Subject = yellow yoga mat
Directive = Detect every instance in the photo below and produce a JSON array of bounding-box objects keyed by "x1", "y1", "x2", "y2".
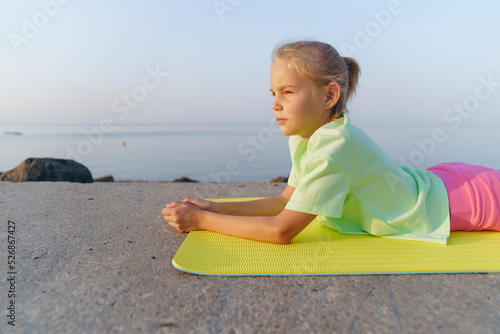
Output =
[{"x1": 172, "y1": 198, "x2": 500, "y2": 276}]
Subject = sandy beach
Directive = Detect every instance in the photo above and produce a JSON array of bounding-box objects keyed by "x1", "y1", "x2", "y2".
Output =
[{"x1": 1, "y1": 181, "x2": 499, "y2": 333}]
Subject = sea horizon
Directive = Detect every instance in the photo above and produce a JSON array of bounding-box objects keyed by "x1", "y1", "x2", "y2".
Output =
[{"x1": 2, "y1": 122, "x2": 499, "y2": 182}]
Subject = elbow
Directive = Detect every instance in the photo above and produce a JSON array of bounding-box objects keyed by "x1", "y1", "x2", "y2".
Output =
[
  {"x1": 279, "y1": 238, "x2": 292, "y2": 245},
  {"x1": 273, "y1": 226, "x2": 294, "y2": 245},
  {"x1": 273, "y1": 235, "x2": 292, "y2": 245},
  {"x1": 269, "y1": 215, "x2": 301, "y2": 245}
]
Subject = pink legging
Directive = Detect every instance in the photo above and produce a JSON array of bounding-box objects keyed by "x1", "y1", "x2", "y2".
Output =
[{"x1": 427, "y1": 162, "x2": 500, "y2": 231}]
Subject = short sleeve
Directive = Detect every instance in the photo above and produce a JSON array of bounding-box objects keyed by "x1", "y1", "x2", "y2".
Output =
[
  {"x1": 285, "y1": 155, "x2": 350, "y2": 218},
  {"x1": 287, "y1": 164, "x2": 299, "y2": 188}
]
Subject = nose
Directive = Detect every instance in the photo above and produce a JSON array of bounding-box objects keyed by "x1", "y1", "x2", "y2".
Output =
[{"x1": 272, "y1": 96, "x2": 282, "y2": 112}]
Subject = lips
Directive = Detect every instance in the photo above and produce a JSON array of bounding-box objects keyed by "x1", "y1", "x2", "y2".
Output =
[{"x1": 276, "y1": 118, "x2": 286, "y2": 124}]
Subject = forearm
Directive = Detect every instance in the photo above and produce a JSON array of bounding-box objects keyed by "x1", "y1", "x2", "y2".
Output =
[
  {"x1": 213, "y1": 195, "x2": 287, "y2": 217},
  {"x1": 198, "y1": 210, "x2": 287, "y2": 244}
]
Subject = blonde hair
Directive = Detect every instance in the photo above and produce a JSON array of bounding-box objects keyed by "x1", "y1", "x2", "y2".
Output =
[{"x1": 271, "y1": 40, "x2": 360, "y2": 120}]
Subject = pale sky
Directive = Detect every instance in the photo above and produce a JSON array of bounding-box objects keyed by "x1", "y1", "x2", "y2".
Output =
[{"x1": 1, "y1": 0, "x2": 500, "y2": 127}]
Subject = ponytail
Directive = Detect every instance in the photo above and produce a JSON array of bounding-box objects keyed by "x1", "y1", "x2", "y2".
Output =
[{"x1": 343, "y1": 57, "x2": 360, "y2": 103}]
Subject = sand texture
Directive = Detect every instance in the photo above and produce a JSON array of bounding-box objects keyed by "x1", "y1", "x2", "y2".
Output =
[{"x1": 1, "y1": 181, "x2": 499, "y2": 333}]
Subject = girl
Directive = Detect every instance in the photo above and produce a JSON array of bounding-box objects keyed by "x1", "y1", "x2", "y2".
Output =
[{"x1": 162, "y1": 40, "x2": 500, "y2": 245}]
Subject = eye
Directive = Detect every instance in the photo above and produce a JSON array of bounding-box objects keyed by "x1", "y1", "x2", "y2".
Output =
[{"x1": 284, "y1": 91, "x2": 293, "y2": 95}]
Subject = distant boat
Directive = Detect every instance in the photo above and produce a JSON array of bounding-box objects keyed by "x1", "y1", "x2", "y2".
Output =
[{"x1": 3, "y1": 131, "x2": 22, "y2": 135}]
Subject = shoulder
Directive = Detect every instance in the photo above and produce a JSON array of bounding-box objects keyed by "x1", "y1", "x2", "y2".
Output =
[
  {"x1": 307, "y1": 115, "x2": 351, "y2": 155},
  {"x1": 308, "y1": 114, "x2": 375, "y2": 155}
]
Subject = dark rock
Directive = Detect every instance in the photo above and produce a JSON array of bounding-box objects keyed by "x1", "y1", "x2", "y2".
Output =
[
  {"x1": 94, "y1": 175, "x2": 114, "y2": 182},
  {"x1": 269, "y1": 176, "x2": 288, "y2": 183},
  {"x1": 173, "y1": 177, "x2": 199, "y2": 183},
  {"x1": 0, "y1": 158, "x2": 93, "y2": 183}
]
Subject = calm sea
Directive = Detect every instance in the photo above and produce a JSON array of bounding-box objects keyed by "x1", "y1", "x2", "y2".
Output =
[{"x1": 1, "y1": 123, "x2": 499, "y2": 182}]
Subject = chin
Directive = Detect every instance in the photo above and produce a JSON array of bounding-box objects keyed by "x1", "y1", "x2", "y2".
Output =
[
  {"x1": 283, "y1": 128, "x2": 300, "y2": 137},
  {"x1": 278, "y1": 124, "x2": 298, "y2": 136},
  {"x1": 279, "y1": 128, "x2": 292, "y2": 136}
]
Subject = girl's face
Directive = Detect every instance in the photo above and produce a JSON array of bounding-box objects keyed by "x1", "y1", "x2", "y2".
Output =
[{"x1": 270, "y1": 58, "x2": 331, "y2": 142}]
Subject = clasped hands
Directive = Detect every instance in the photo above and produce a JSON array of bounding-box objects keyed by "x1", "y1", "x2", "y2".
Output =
[{"x1": 161, "y1": 197, "x2": 213, "y2": 233}]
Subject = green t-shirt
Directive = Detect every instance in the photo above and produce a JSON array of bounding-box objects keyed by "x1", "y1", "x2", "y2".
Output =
[{"x1": 285, "y1": 114, "x2": 450, "y2": 245}]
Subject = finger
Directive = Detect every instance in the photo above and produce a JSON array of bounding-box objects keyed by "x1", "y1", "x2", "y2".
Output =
[
  {"x1": 166, "y1": 201, "x2": 181, "y2": 208},
  {"x1": 165, "y1": 217, "x2": 180, "y2": 231},
  {"x1": 173, "y1": 201, "x2": 192, "y2": 208},
  {"x1": 173, "y1": 202, "x2": 195, "y2": 209},
  {"x1": 182, "y1": 198, "x2": 204, "y2": 208},
  {"x1": 162, "y1": 209, "x2": 177, "y2": 220},
  {"x1": 162, "y1": 208, "x2": 175, "y2": 216},
  {"x1": 167, "y1": 221, "x2": 180, "y2": 231}
]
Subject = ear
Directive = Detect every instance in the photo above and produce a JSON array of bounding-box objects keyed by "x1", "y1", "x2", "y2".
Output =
[{"x1": 324, "y1": 82, "x2": 341, "y2": 110}]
